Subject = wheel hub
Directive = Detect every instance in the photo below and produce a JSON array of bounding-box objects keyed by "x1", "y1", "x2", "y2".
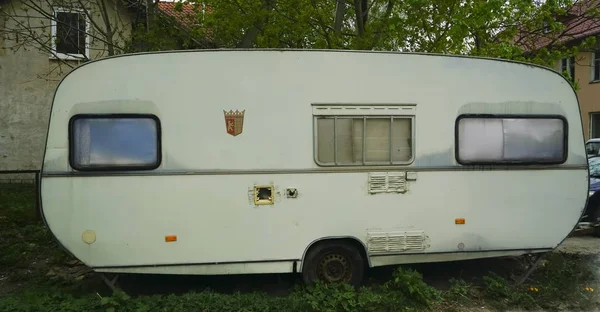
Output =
[{"x1": 317, "y1": 253, "x2": 351, "y2": 283}]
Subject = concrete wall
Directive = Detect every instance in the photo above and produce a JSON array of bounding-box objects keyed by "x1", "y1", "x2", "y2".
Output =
[{"x1": 0, "y1": 0, "x2": 135, "y2": 180}]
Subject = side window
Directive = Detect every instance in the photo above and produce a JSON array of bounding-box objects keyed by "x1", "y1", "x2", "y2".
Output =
[
  {"x1": 315, "y1": 116, "x2": 413, "y2": 165},
  {"x1": 70, "y1": 115, "x2": 161, "y2": 171},
  {"x1": 455, "y1": 115, "x2": 567, "y2": 164}
]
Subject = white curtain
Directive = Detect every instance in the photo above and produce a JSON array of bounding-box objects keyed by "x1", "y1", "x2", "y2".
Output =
[{"x1": 458, "y1": 117, "x2": 564, "y2": 163}]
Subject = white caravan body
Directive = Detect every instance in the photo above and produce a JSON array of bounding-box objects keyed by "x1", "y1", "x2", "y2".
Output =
[{"x1": 40, "y1": 50, "x2": 589, "y2": 279}]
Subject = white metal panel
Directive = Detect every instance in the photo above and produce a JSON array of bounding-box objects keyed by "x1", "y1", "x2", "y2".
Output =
[
  {"x1": 42, "y1": 50, "x2": 586, "y2": 173},
  {"x1": 40, "y1": 50, "x2": 588, "y2": 274},
  {"x1": 94, "y1": 261, "x2": 295, "y2": 275},
  {"x1": 312, "y1": 104, "x2": 417, "y2": 116},
  {"x1": 42, "y1": 169, "x2": 587, "y2": 269}
]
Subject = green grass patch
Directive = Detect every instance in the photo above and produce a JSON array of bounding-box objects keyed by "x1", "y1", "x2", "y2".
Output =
[
  {"x1": 0, "y1": 273, "x2": 442, "y2": 312},
  {"x1": 0, "y1": 184, "x2": 69, "y2": 269}
]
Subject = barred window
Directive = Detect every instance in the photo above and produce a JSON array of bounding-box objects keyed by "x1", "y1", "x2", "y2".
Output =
[{"x1": 315, "y1": 116, "x2": 413, "y2": 165}]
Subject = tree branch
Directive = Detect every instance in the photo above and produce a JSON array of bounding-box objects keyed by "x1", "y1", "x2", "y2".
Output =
[
  {"x1": 353, "y1": 0, "x2": 364, "y2": 36},
  {"x1": 334, "y1": 0, "x2": 345, "y2": 33}
]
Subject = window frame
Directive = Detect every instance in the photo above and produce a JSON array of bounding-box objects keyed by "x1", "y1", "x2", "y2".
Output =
[
  {"x1": 50, "y1": 7, "x2": 90, "y2": 61},
  {"x1": 313, "y1": 114, "x2": 416, "y2": 167},
  {"x1": 68, "y1": 113, "x2": 162, "y2": 172},
  {"x1": 592, "y1": 52, "x2": 600, "y2": 82},
  {"x1": 454, "y1": 114, "x2": 569, "y2": 166},
  {"x1": 560, "y1": 56, "x2": 575, "y2": 82},
  {"x1": 591, "y1": 112, "x2": 600, "y2": 139}
]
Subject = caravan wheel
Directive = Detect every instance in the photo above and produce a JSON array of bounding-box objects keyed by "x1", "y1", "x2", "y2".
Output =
[{"x1": 302, "y1": 241, "x2": 364, "y2": 287}]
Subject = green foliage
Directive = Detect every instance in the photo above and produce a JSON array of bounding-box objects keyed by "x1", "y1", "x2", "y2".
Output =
[
  {"x1": 0, "y1": 266, "x2": 440, "y2": 312},
  {"x1": 297, "y1": 282, "x2": 386, "y2": 312},
  {"x1": 302, "y1": 282, "x2": 363, "y2": 312},
  {"x1": 521, "y1": 253, "x2": 599, "y2": 310},
  {"x1": 381, "y1": 267, "x2": 443, "y2": 309},
  {"x1": 100, "y1": 290, "x2": 131, "y2": 312},
  {"x1": 3, "y1": 0, "x2": 597, "y2": 90},
  {"x1": 0, "y1": 290, "x2": 100, "y2": 312},
  {"x1": 124, "y1": 13, "x2": 204, "y2": 53},
  {"x1": 444, "y1": 278, "x2": 475, "y2": 303},
  {"x1": 445, "y1": 253, "x2": 600, "y2": 311},
  {"x1": 482, "y1": 272, "x2": 536, "y2": 310},
  {"x1": 183, "y1": 0, "x2": 598, "y2": 86},
  {"x1": 0, "y1": 184, "x2": 63, "y2": 268},
  {"x1": 439, "y1": 278, "x2": 482, "y2": 312},
  {"x1": 0, "y1": 183, "x2": 37, "y2": 223}
]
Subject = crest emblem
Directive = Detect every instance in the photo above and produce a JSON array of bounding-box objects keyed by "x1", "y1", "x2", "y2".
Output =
[{"x1": 223, "y1": 109, "x2": 245, "y2": 136}]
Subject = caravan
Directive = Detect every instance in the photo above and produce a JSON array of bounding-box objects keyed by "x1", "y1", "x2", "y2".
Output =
[{"x1": 40, "y1": 50, "x2": 589, "y2": 286}]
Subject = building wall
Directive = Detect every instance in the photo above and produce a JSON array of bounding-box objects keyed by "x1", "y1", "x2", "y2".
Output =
[
  {"x1": 573, "y1": 52, "x2": 600, "y2": 141},
  {"x1": 560, "y1": 51, "x2": 600, "y2": 141},
  {"x1": 0, "y1": 0, "x2": 134, "y2": 180}
]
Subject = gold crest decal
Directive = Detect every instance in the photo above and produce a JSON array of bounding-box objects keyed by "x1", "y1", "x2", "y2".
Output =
[{"x1": 224, "y1": 110, "x2": 245, "y2": 136}]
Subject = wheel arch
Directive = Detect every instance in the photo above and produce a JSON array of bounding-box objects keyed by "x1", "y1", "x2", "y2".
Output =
[{"x1": 299, "y1": 236, "x2": 371, "y2": 272}]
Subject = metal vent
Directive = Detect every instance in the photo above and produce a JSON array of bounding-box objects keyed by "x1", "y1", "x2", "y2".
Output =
[
  {"x1": 366, "y1": 230, "x2": 430, "y2": 254},
  {"x1": 368, "y1": 172, "x2": 407, "y2": 194},
  {"x1": 312, "y1": 104, "x2": 416, "y2": 116}
]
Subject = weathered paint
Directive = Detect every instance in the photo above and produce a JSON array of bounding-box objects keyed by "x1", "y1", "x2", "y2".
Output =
[{"x1": 40, "y1": 50, "x2": 588, "y2": 275}]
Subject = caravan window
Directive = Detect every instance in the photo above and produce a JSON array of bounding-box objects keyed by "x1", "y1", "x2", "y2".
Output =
[
  {"x1": 69, "y1": 115, "x2": 161, "y2": 171},
  {"x1": 455, "y1": 115, "x2": 567, "y2": 164},
  {"x1": 315, "y1": 116, "x2": 413, "y2": 165}
]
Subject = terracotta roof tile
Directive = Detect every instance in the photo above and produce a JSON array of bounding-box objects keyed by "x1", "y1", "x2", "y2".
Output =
[
  {"x1": 157, "y1": 1, "x2": 201, "y2": 28},
  {"x1": 517, "y1": 0, "x2": 600, "y2": 51}
]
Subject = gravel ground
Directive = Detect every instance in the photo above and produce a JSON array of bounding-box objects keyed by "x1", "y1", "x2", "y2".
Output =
[{"x1": 557, "y1": 235, "x2": 600, "y2": 255}]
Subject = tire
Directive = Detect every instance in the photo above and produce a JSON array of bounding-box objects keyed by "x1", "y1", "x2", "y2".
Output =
[
  {"x1": 302, "y1": 241, "x2": 365, "y2": 288},
  {"x1": 591, "y1": 206, "x2": 600, "y2": 237}
]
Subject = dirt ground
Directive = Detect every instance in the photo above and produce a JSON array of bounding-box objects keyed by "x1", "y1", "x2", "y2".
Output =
[
  {"x1": 557, "y1": 235, "x2": 600, "y2": 255},
  {"x1": 448, "y1": 235, "x2": 600, "y2": 312}
]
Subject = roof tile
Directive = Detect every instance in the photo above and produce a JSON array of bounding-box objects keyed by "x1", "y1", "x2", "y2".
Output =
[
  {"x1": 157, "y1": 1, "x2": 200, "y2": 28},
  {"x1": 517, "y1": 0, "x2": 600, "y2": 51}
]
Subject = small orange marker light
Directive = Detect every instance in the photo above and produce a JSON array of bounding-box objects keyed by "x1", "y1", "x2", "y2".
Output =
[
  {"x1": 165, "y1": 235, "x2": 177, "y2": 242},
  {"x1": 455, "y1": 218, "x2": 465, "y2": 225}
]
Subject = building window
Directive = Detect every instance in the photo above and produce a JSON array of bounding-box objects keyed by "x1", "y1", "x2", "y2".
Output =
[
  {"x1": 560, "y1": 56, "x2": 575, "y2": 81},
  {"x1": 542, "y1": 21, "x2": 550, "y2": 33},
  {"x1": 592, "y1": 52, "x2": 600, "y2": 82},
  {"x1": 70, "y1": 115, "x2": 161, "y2": 171},
  {"x1": 51, "y1": 8, "x2": 88, "y2": 60},
  {"x1": 590, "y1": 113, "x2": 600, "y2": 139},
  {"x1": 455, "y1": 115, "x2": 567, "y2": 165},
  {"x1": 315, "y1": 116, "x2": 413, "y2": 165}
]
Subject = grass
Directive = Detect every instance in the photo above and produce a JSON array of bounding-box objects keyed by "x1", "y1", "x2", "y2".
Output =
[
  {"x1": 0, "y1": 184, "x2": 63, "y2": 274},
  {"x1": 1, "y1": 183, "x2": 599, "y2": 311}
]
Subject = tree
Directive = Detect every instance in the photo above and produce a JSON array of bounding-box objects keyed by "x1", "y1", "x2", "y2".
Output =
[
  {"x1": 189, "y1": 0, "x2": 600, "y2": 74},
  {"x1": 127, "y1": 1, "x2": 212, "y2": 52}
]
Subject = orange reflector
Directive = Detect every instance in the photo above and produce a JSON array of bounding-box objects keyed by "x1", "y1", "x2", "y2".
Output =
[
  {"x1": 455, "y1": 218, "x2": 465, "y2": 225},
  {"x1": 165, "y1": 235, "x2": 177, "y2": 242}
]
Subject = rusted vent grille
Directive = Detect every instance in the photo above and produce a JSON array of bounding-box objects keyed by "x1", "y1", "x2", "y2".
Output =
[
  {"x1": 367, "y1": 231, "x2": 430, "y2": 254},
  {"x1": 368, "y1": 172, "x2": 406, "y2": 194}
]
